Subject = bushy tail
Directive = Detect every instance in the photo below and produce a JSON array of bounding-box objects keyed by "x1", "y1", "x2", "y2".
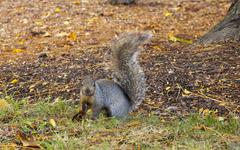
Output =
[{"x1": 111, "y1": 32, "x2": 152, "y2": 111}]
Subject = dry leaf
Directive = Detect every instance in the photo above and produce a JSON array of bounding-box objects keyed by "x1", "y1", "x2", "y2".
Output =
[
  {"x1": 183, "y1": 89, "x2": 191, "y2": 95},
  {"x1": 165, "y1": 86, "x2": 171, "y2": 91},
  {"x1": 164, "y1": 11, "x2": 173, "y2": 17},
  {"x1": 0, "y1": 143, "x2": 17, "y2": 149},
  {"x1": 168, "y1": 33, "x2": 193, "y2": 44},
  {"x1": 18, "y1": 39, "x2": 25, "y2": 45},
  {"x1": 199, "y1": 108, "x2": 204, "y2": 114},
  {"x1": 56, "y1": 32, "x2": 68, "y2": 37},
  {"x1": 127, "y1": 121, "x2": 141, "y2": 127},
  {"x1": 16, "y1": 130, "x2": 41, "y2": 149},
  {"x1": 49, "y1": 118, "x2": 56, "y2": 128},
  {"x1": 43, "y1": 32, "x2": 51, "y2": 37},
  {"x1": 35, "y1": 21, "x2": 43, "y2": 26},
  {"x1": 218, "y1": 117, "x2": 225, "y2": 121},
  {"x1": 55, "y1": 7, "x2": 61, "y2": 13},
  {"x1": 0, "y1": 99, "x2": 11, "y2": 111},
  {"x1": 11, "y1": 79, "x2": 19, "y2": 84},
  {"x1": 219, "y1": 102, "x2": 226, "y2": 106},
  {"x1": 12, "y1": 49, "x2": 25, "y2": 53},
  {"x1": 73, "y1": 0, "x2": 81, "y2": 5},
  {"x1": 68, "y1": 32, "x2": 77, "y2": 41},
  {"x1": 193, "y1": 125, "x2": 207, "y2": 131}
]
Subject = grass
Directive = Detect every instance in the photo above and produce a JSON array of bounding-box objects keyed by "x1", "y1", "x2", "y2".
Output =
[{"x1": 0, "y1": 96, "x2": 239, "y2": 150}]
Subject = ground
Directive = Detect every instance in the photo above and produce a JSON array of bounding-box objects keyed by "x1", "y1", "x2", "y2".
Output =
[{"x1": 0, "y1": 0, "x2": 240, "y2": 149}]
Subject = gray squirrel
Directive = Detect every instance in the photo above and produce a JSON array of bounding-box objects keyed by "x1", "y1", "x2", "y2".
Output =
[{"x1": 72, "y1": 32, "x2": 152, "y2": 121}]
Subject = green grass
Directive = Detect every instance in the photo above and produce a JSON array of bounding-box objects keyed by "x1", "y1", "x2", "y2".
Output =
[{"x1": 0, "y1": 96, "x2": 239, "y2": 150}]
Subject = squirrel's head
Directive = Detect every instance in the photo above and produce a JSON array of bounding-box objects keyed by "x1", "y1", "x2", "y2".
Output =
[{"x1": 81, "y1": 76, "x2": 95, "y2": 96}]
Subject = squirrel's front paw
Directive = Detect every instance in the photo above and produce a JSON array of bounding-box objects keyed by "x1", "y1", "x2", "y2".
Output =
[{"x1": 72, "y1": 112, "x2": 85, "y2": 121}]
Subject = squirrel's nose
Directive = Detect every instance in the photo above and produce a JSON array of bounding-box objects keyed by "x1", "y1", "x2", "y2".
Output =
[{"x1": 85, "y1": 88, "x2": 91, "y2": 95}]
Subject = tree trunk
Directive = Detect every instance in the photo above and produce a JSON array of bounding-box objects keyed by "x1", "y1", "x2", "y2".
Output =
[{"x1": 197, "y1": 0, "x2": 240, "y2": 44}]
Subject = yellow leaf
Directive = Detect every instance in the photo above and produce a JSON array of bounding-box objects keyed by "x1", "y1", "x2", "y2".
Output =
[
  {"x1": 183, "y1": 89, "x2": 191, "y2": 95},
  {"x1": 64, "y1": 21, "x2": 70, "y2": 25},
  {"x1": 11, "y1": 79, "x2": 19, "y2": 84},
  {"x1": 164, "y1": 11, "x2": 173, "y2": 17},
  {"x1": 73, "y1": 0, "x2": 81, "y2": 5},
  {"x1": 217, "y1": 117, "x2": 225, "y2": 121},
  {"x1": 87, "y1": 109, "x2": 92, "y2": 114},
  {"x1": 49, "y1": 119, "x2": 56, "y2": 128},
  {"x1": 165, "y1": 86, "x2": 171, "y2": 91},
  {"x1": 35, "y1": 21, "x2": 43, "y2": 26},
  {"x1": 153, "y1": 46, "x2": 161, "y2": 50},
  {"x1": 68, "y1": 32, "x2": 77, "y2": 41},
  {"x1": 219, "y1": 102, "x2": 226, "y2": 106},
  {"x1": 202, "y1": 109, "x2": 210, "y2": 116},
  {"x1": 0, "y1": 99, "x2": 11, "y2": 111},
  {"x1": 18, "y1": 39, "x2": 25, "y2": 45},
  {"x1": 55, "y1": 7, "x2": 61, "y2": 13},
  {"x1": 168, "y1": 33, "x2": 193, "y2": 44},
  {"x1": 127, "y1": 121, "x2": 141, "y2": 127},
  {"x1": 87, "y1": 17, "x2": 98, "y2": 24},
  {"x1": 1, "y1": 143, "x2": 17, "y2": 149},
  {"x1": 13, "y1": 49, "x2": 25, "y2": 53}
]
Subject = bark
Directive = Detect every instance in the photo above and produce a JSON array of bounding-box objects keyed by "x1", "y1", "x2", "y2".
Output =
[{"x1": 198, "y1": 0, "x2": 240, "y2": 44}]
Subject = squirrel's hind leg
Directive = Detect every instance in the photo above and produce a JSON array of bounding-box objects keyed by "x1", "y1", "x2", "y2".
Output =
[
  {"x1": 91, "y1": 105, "x2": 103, "y2": 120},
  {"x1": 102, "y1": 107, "x2": 112, "y2": 117}
]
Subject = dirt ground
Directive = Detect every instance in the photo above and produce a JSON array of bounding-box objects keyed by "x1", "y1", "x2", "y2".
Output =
[{"x1": 0, "y1": 0, "x2": 239, "y2": 116}]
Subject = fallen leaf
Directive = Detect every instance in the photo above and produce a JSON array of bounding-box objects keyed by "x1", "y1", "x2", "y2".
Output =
[
  {"x1": 164, "y1": 11, "x2": 173, "y2": 17},
  {"x1": 16, "y1": 130, "x2": 41, "y2": 149},
  {"x1": 193, "y1": 124, "x2": 207, "y2": 131},
  {"x1": 0, "y1": 143, "x2": 17, "y2": 149},
  {"x1": 199, "y1": 108, "x2": 204, "y2": 114},
  {"x1": 68, "y1": 32, "x2": 77, "y2": 41},
  {"x1": 168, "y1": 33, "x2": 193, "y2": 44},
  {"x1": 35, "y1": 21, "x2": 43, "y2": 26},
  {"x1": 12, "y1": 49, "x2": 25, "y2": 53},
  {"x1": 18, "y1": 39, "x2": 25, "y2": 45},
  {"x1": 0, "y1": 99, "x2": 11, "y2": 111},
  {"x1": 153, "y1": 45, "x2": 161, "y2": 50},
  {"x1": 127, "y1": 121, "x2": 141, "y2": 127},
  {"x1": 49, "y1": 118, "x2": 56, "y2": 128},
  {"x1": 55, "y1": 7, "x2": 61, "y2": 13},
  {"x1": 202, "y1": 109, "x2": 210, "y2": 116},
  {"x1": 165, "y1": 86, "x2": 171, "y2": 91},
  {"x1": 183, "y1": 89, "x2": 191, "y2": 95},
  {"x1": 73, "y1": 0, "x2": 81, "y2": 5},
  {"x1": 219, "y1": 102, "x2": 226, "y2": 106},
  {"x1": 11, "y1": 79, "x2": 19, "y2": 84},
  {"x1": 56, "y1": 32, "x2": 68, "y2": 37},
  {"x1": 43, "y1": 32, "x2": 51, "y2": 37},
  {"x1": 218, "y1": 117, "x2": 225, "y2": 121}
]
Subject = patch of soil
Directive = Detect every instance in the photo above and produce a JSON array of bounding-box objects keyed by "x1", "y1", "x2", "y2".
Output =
[
  {"x1": 0, "y1": 42, "x2": 239, "y2": 116},
  {"x1": 144, "y1": 42, "x2": 240, "y2": 116}
]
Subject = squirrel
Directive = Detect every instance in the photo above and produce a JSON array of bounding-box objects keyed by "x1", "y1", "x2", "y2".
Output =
[{"x1": 72, "y1": 32, "x2": 152, "y2": 121}]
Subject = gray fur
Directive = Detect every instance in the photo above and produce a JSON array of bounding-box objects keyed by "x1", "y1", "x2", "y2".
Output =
[
  {"x1": 112, "y1": 32, "x2": 152, "y2": 111},
  {"x1": 95, "y1": 79, "x2": 131, "y2": 118}
]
